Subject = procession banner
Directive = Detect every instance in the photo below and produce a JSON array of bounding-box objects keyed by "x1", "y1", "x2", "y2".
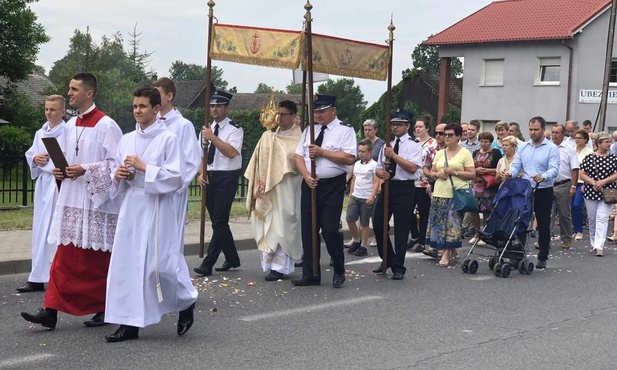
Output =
[
  {"x1": 302, "y1": 33, "x2": 390, "y2": 81},
  {"x1": 210, "y1": 24, "x2": 303, "y2": 69}
]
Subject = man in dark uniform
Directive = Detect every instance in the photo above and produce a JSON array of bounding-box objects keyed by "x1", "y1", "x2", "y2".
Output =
[
  {"x1": 373, "y1": 111, "x2": 423, "y2": 280},
  {"x1": 194, "y1": 90, "x2": 244, "y2": 276},
  {"x1": 292, "y1": 95, "x2": 357, "y2": 288}
]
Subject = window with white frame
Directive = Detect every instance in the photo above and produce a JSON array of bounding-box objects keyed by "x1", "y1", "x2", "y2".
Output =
[
  {"x1": 610, "y1": 60, "x2": 617, "y2": 85},
  {"x1": 481, "y1": 59, "x2": 504, "y2": 86},
  {"x1": 536, "y1": 57, "x2": 561, "y2": 85}
]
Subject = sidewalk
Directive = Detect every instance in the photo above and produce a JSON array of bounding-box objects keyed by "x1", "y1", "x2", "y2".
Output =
[{"x1": 0, "y1": 213, "x2": 353, "y2": 276}]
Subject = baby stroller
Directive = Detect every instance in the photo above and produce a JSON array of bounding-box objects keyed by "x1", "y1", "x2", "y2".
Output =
[{"x1": 461, "y1": 178, "x2": 537, "y2": 278}]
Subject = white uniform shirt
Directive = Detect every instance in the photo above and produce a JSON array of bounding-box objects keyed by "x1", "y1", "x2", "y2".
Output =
[
  {"x1": 295, "y1": 118, "x2": 357, "y2": 179},
  {"x1": 377, "y1": 134, "x2": 423, "y2": 181},
  {"x1": 555, "y1": 140, "x2": 579, "y2": 183},
  {"x1": 351, "y1": 159, "x2": 377, "y2": 199},
  {"x1": 201, "y1": 116, "x2": 243, "y2": 171}
]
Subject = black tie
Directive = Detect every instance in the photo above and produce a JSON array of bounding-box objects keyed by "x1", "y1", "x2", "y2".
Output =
[
  {"x1": 315, "y1": 125, "x2": 327, "y2": 147},
  {"x1": 207, "y1": 124, "x2": 219, "y2": 165},
  {"x1": 389, "y1": 138, "x2": 400, "y2": 179}
]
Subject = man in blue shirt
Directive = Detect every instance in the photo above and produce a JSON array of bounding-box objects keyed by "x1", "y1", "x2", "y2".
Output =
[{"x1": 506, "y1": 116, "x2": 559, "y2": 269}]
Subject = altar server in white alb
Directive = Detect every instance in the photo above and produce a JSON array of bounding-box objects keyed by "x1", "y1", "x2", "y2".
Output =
[
  {"x1": 104, "y1": 85, "x2": 197, "y2": 343},
  {"x1": 152, "y1": 77, "x2": 201, "y2": 243},
  {"x1": 17, "y1": 95, "x2": 66, "y2": 293}
]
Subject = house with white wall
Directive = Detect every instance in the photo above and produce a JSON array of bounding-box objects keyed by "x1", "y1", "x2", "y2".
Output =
[{"x1": 424, "y1": 0, "x2": 617, "y2": 135}]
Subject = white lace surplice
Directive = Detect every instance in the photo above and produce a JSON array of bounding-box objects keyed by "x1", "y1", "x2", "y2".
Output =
[{"x1": 47, "y1": 115, "x2": 122, "y2": 252}]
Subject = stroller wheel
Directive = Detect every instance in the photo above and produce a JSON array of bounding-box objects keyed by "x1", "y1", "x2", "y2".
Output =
[
  {"x1": 461, "y1": 259, "x2": 470, "y2": 273},
  {"x1": 488, "y1": 257, "x2": 496, "y2": 271},
  {"x1": 518, "y1": 260, "x2": 526, "y2": 274},
  {"x1": 526, "y1": 262, "x2": 534, "y2": 275},
  {"x1": 468, "y1": 260, "x2": 479, "y2": 274},
  {"x1": 494, "y1": 263, "x2": 502, "y2": 277},
  {"x1": 500, "y1": 264, "x2": 511, "y2": 278}
]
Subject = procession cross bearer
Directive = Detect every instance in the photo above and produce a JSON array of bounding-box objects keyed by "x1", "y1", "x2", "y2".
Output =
[
  {"x1": 21, "y1": 72, "x2": 123, "y2": 330},
  {"x1": 292, "y1": 94, "x2": 357, "y2": 288},
  {"x1": 104, "y1": 85, "x2": 197, "y2": 343},
  {"x1": 245, "y1": 100, "x2": 303, "y2": 281},
  {"x1": 17, "y1": 95, "x2": 66, "y2": 293}
]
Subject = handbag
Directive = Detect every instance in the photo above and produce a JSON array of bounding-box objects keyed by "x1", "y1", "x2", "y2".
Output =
[
  {"x1": 445, "y1": 151, "x2": 479, "y2": 212},
  {"x1": 592, "y1": 154, "x2": 617, "y2": 204},
  {"x1": 475, "y1": 153, "x2": 498, "y2": 189}
]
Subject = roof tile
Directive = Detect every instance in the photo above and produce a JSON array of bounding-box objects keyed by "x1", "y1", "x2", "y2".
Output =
[{"x1": 424, "y1": 0, "x2": 611, "y2": 45}]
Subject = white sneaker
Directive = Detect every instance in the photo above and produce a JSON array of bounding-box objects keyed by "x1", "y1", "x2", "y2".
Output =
[
  {"x1": 469, "y1": 237, "x2": 478, "y2": 244},
  {"x1": 477, "y1": 240, "x2": 486, "y2": 246}
]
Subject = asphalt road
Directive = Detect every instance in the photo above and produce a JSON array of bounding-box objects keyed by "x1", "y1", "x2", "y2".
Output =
[{"x1": 1, "y1": 237, "x2": 616, "y2": 370}]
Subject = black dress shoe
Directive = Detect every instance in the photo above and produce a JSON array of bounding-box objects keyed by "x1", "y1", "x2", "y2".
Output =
[
  {"x1": 105, "y1": 325, "x2": 139, "y2": 343},
  {"x1": 214, "y1": 261, "x2": 241, "y2": 271},
  {"x1": 536, "y1": 260, "x2": 547, "y2": 269},
  {"x1": 84, "y1": 312, "x2": 107, "y2": 327},
  {"x1": 16, "y1": 282, "x2": 44, "y2": 293},
  {"x1": 392, "y1": 271, "x2": 405, "y2": 280},
  {"x1": 294, "y1": 261, "x2": 303, "y2": 267},
  {"x1": 372, "y1": 263, "x2": 386, "y2": 274},
  {"x1": 177, "y1": 302, "x2": 195, "y2": 336},
  {"x1": 193, "y1": 265, "x2": 212, "y2": 276},
  {"x1": 21, "y1": 308, "x2": 57, "y2": 329},
  {"x1": 291, "y1": 277, "x2": 321, "y2": 286},
  {"x1": 265, "y1": 270, "x2": 284, "y2": 281},
  {"x1": 332, "y1": 274, "x2": 345, "y2": 288}
]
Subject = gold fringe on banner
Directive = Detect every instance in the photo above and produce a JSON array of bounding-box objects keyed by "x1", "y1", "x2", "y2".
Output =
[
  {"x1": 302, "y1": 33, "x2": 390, "y2": 81},
  {"x1": 210, "y1": 24, "x2": 303, "y2": 70}
]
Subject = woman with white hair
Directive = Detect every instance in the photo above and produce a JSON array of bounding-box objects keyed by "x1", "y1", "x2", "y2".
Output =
[
  {"x1": 363, "y1": 119, "x2": 385, "y2": 161},
  {"x1": 579, "y1": 132, "x2": 617, "y2": 256}
]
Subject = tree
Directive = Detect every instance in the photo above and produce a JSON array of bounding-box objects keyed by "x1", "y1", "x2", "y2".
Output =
[
  {"x1": 254, "y1": 83, "x2": 283, "y2": 94},
  {"x1": 168, "y1": 61, "x2": 233, "y2": 90},
  {"x1": 48, "y1": 28, "x2": 153, "y2": 132},
  {"x1": 411, "y1": 43, "x2": 463, "y2": 78},
  {"x1": 0, "y1": 0, "x2": 49, "y2": 83},
  {"x1": 317, "y1": 78, "x2": 367, "y2": 130},
  {"x1": 286, "y1": 81, "x2": 303, "y2": 94},
  {"x1": 127, "y1": 24, "x2": 154, "y2": 77}
]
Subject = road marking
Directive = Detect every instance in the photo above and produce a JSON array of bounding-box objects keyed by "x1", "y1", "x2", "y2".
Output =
[
  {"x1": 470, "y1": 276, "x2": 492, "y2": 281},
  {"x1": 345, "y1": 253, "x2": 426, "y2": 266},
  {"x1": 238, "y1": 295, "x2": 382, "y2": 322},
  {"x1": 0, "y1": 354, "x2": 55, "y2": 368}
]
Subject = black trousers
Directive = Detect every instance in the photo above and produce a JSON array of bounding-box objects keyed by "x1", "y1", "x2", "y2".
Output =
[
  {"x1": 301, "y1": 174, "x2": 346, "y2": 279},
  {"x1": 373, "y1": 181, "x2": 415, "y2": 274},
  {"x1": 519, "y1": 186, "x2": 553, "y2": 262},
  {"x1": 201, "y1": 170, "x2": 240, "y2": 268},
  {"x1": 409, "y1": 187, "x2": 431, "y2": 245}
]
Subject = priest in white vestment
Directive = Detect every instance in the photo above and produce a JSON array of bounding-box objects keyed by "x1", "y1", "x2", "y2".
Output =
[
  {"x1": 245, "y1": 100, "x2": 303, "y2": 281},
  {"x1": 17, "y1": 95, "x2": 66, "y2": 293},
  {"x1": 104, "y1": 85, "x2": 197, "y2": 343}
]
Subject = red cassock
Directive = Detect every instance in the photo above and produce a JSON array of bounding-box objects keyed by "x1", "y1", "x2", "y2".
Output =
[{"x1": 44, "y1": 243, "x2": 111, "y2": 315}]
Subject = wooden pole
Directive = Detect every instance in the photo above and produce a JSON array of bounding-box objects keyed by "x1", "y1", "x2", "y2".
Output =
[
  {"x1": 382, "y1": 20, "x2": 395, "y2": 272},
  {"x1": 199, "y1": 0, "x2": 216, "y2": 258},
  {"x1": 304, "y1": 1, "x2": 319, "y2": 278},
  {"x1": 301, "y1": 70, "x2": 307, "y2": 131}
]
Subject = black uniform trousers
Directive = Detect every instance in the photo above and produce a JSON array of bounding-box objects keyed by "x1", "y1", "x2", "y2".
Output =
[
  {"x1": 409, "y1": 186, "x2": 431, "y2": 246},
  {"x1": 518, "y1": 186, "x2": 553, "y2": 262},
  {"x1": 373, "y1": 180, "x2": 415, "y2": 274},
  {"x1": 301, "y1": 173, "x2": 346, "y2": 280},
  {"x1": 201, "y1": 170, "x2": 240, "y2": 268}
]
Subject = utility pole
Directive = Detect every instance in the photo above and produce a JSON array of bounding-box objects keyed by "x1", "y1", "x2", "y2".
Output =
[{"x1": 598, "y1": 0, "x2": 617, "y2": 132}]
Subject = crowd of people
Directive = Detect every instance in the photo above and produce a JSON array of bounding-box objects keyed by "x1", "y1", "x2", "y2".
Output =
[{"x1": 15, "y1": 72, "x2": 617, "y2": 342}]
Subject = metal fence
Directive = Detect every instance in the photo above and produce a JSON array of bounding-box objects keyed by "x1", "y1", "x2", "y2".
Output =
[{"x1": 1, "y1": 146, "x2": 249, "y2": 207}]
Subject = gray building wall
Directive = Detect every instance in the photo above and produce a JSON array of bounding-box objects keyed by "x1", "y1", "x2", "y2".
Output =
[
  {"x1": 437, "y1": 7, "x2": 617, "y2": 137},
  {"x1": 570, "y1": 9, "x2": 617, "y2": 133}
]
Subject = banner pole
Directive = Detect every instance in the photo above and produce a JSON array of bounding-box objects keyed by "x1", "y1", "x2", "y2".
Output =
[{"x1": 382, "y1": 19, "x2": 395, "y2": 272}]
